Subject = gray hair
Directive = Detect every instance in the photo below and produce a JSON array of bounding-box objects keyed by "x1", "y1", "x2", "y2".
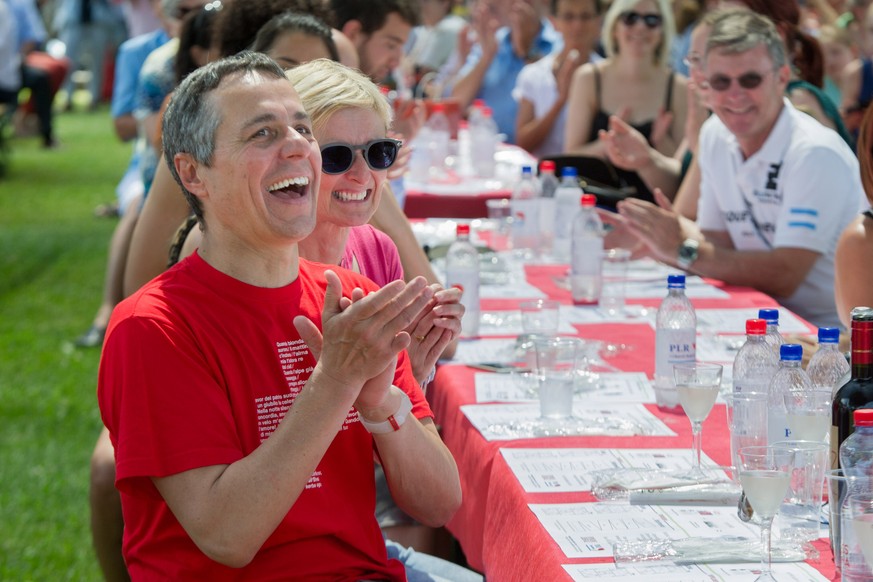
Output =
[
  {"x1": 162, "y1": 51, "x2": 287, "y2": 225},
  {"x1": 705, "y1": 8, "x2": 786, "y2": 70}
]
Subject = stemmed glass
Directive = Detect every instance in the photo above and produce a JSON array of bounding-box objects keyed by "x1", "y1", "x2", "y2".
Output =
[
  {"x1": 738, "y1": 445, "x2": 795, "y2": 582},
  {"x1": 783, "y1": 388, "x2": 832, "y2": 442},
  {"x1": 673, "y1": 362, "x2": 723, "y2": 480}
]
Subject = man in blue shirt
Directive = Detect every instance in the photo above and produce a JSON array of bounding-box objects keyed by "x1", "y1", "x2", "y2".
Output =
[{"x1": 451, "y1": 0, "x2": 560, "y2": 143}]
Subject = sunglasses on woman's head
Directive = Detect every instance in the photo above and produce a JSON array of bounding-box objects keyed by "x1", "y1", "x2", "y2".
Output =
[
  {"x1": 619, "y1": 11, "x2": 662, "y2": 29},
  {"x1": 705, "y1": 71, "x2": 768, "y2": 92},
  {"x1": 320, "y1": 139, "x2": 402, "y2": 175}
]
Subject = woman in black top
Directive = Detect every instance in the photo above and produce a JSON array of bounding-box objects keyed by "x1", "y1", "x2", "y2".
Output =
[{"x1": 563, "y1": 0, "x2": 688, "y2": 162}]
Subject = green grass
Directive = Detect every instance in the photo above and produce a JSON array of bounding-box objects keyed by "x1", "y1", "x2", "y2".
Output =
[{"x1": 0, "y1": 107, "x2": 129, "y2": 579}]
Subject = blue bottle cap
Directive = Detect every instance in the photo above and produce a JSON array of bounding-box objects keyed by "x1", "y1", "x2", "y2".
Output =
[
  {"x1": 521, "y1": 166, "x2": 533, "y2": 175},
  {"x1": 667, "y1": 274, "x2": 686, "y2": 288},
  {"x1": 561, "y1": 167, "x2": 578, "y2": 178},
  {"x1": 758, "y1": 308, "x2": 779, "y2": 324},
  {"x1": 818, "y1": 327, "x2": 840, "y2": 344},
  {"x1": 779, "y1": 343, "x2": 802, "y2": 361}
]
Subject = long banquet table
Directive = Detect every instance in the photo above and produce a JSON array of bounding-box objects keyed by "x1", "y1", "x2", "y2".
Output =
[{"x1": 425, "y1": 257, "x2": 836, "y2": 581}]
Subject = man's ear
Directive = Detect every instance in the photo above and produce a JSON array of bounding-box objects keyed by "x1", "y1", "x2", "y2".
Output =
[
  {"x1": 175, "y1": 153, "x2": 208, "y2": 201},
  {"x1": 341, "y1": 19, "x2": 365, "y2": 47}
]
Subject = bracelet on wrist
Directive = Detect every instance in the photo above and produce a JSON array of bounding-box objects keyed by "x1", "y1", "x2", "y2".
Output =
[{"x1": 358, "y1": 389, "x2": 413, "y2": 434}]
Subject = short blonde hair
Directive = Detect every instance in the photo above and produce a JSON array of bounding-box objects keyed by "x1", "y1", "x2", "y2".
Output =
[
  {"x1": 601, "y1": 0, "x2": 676, "y2": 67},
  {"x1": 285, "y1": 59, "x2": 393, "y2": 133}
]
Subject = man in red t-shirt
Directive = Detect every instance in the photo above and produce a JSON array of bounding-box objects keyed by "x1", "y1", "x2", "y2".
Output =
[{"x1": 97, "y1": 51, "x2": 462, "y2": 580}]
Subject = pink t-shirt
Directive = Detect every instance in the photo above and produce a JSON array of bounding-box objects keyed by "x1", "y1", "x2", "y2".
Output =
[
  {"x1": 341, "y1": 225, "x2": 404, "y2": 286},
  {"x1": 98, "y1": 254, "x2": 427, "y2": 580}
]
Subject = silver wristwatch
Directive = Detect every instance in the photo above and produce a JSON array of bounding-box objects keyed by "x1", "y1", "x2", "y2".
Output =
[{"x1": 677, "y1": 238, "x2": 699, "y2": 270}]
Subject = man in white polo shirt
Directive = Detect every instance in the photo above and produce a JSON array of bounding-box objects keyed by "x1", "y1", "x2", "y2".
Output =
[{"x1": 604, "y1": 8, "x2": 864, "y2": 328}]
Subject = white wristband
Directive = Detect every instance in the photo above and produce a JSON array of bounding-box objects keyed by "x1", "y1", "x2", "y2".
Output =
[{"x1": 358, "y1": 389, "x2": 413, "y2": 434}]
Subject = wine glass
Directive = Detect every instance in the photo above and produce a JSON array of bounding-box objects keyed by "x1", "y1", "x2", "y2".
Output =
[
  {"x1": 738, "y1": 445, "x2": 795, "y2": 582},
  {"x1": 783, "y1": 388, "x2": 832, "y2": 442},
  {"x1": 673, "y1": 362, "x2": 723, "y2": 480}
]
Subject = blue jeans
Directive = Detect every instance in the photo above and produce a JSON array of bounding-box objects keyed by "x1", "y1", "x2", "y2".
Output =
[{"x1": 385, "y1": 540, "x2": 483, "y2": 582}]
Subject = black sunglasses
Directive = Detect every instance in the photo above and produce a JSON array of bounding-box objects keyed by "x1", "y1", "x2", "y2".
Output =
[
  {"x1": 619, "y1": 11, "x2": 662, "y2": 29},
  {"x1": 320, "y1": 138, "x2": 402, "y2": 175},
  {"x1": 706, "y1": 71, "x2": 768, "y2": 92}
]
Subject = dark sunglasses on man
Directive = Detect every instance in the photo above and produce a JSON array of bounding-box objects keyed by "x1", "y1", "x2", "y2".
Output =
[
  {"x1": 320, "y1": 138, "x2": 402, "y2": 175},
  {"x1": 619, "y1": 11, "x2": 662, "y2": 29},
  {"x1": 704, "y1": 71, "x2": 770, "y2": 92}
]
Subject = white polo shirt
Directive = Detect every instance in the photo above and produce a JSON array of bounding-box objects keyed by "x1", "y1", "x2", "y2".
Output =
[{"x1": 697, "y1": 99, "x2": 865, "y2": 328}]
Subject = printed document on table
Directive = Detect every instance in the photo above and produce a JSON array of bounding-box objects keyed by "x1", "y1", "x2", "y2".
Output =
[
  {"x1": 623, "y1": 276, "x2": 729, "y2": 300},
  {"x1": 477, "y1": 309, "x2": 577, "y2": 336},
  {"x1": 695, "y1": 334, "x2": 741, "y2": 365},
  {"x1": 695, "y1": 308, "x2": 813, "y2": 335},
  {"x1": 528, "y1": 504, "x2": 756, "y2": 559},
  {"x1": 475, "y1": 372, "x2": 655, "y2": 404},
  {"x1": 460, "y1": 402, "x2": 675, "y2": 441},
  {"x1": 561, "y1": 305, "x2": 655, "y2": 325},
  {"x1": 450, "y1": 338, "x2": 517, "y2": 365},
  {"x1": 500, "y1": 448, "x2": 718, "y2": 493},
  {"x1": 564, "y1": 562, "x2": 827, "y2": 581},
  {"x1": 480, "y1": 280, "x2": 547, "y2": 299}
]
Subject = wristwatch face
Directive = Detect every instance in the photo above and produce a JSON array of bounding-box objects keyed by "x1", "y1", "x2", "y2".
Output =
[{"x1": 678, "y1": 239, "x2": 699, "y2": 268}]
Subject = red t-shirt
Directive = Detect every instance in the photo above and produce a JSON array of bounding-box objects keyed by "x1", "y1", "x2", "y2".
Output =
[{"x1": 98, "y1": 254, "x2": 430, "y2": 580}]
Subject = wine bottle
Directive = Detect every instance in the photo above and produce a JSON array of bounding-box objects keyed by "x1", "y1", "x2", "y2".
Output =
[{"x1": 831, "y1": 307, "x2": 873, "y2": 469}]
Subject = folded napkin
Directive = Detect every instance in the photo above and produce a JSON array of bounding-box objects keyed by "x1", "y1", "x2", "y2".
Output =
[
  {"x1": 590, "y1": 467, "x2": 743, "y2": 505},
  {"x1": 613, "y1": 535, "x2": 813, "y2": 565}
]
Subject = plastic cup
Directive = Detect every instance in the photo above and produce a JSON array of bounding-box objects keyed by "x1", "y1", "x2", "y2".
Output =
[
  {"x1": 846, "y1": 493, "x2": 873, "y2": 578},
  {"x1": 771, "y1": 440, "x2": 828, "y2": 544},
  {"x1": 724, "y1": 391, "x2": 769, "y2": 481},
  {"x1": 534, "y1": 336, "x2": 579, "y2": 419},
  {"x1": 826, "y1": 469, "x2": 873, "y2": 573},
  {"x1": 599, "y1": 248, "x2": 631, "y2": 316},
  {"x1": 520, "y1": 299, "x2": 560, "y2": 336}
]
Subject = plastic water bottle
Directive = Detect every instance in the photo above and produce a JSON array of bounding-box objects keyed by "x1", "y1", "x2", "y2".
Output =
[
  {"x1": 808, "y1": 327, "x2": 850, "y2": 394},
  {"x1": 732, "y1": 318, "x2": 779, "y2": 395},
  {"x1": 444, "y1": 224, "x2": 480, "y2": 338},
  {"x1": 654, "y1": 275, "x2": 697, "y2": 410},
  {"x1": 470, "y1": 105, "x2": 498, "y2": 178},
  {"x1": 758, "y1": 308, "x2": 784, "y2": 355},
  {"x1": 732, "y1": 318, "x2": 778, "y2": 524},
  {"x1": 552, "y1": 167, "x2": 584, "y2": 262},
  {"x1": 538, "y1": 160, "x2": 559, "y2": 199},
  {"x1": 425, "y1": 102, "x2": 451, "y2": 178},
  {"x1": 839, "y1": 408, "x2": 873, "y2": 581},
  {"x1": 570, "y1": 194, "x2": 604, "y2": 304},
  {"x1": 468, "y1": 98, "x2": 486, "y2": 125},
  {"x1": 768, "y1": 343, "x2": 812, "y2": 444},
  {"x1": 510, "y1": 166, "x2": 541, "y2": 254},
  {"x1": 456, "y1": 119, "x2": 474, "y2": 176},
  {"x1": 840, "y1": 409, "x2": 873, "y2": 476}
]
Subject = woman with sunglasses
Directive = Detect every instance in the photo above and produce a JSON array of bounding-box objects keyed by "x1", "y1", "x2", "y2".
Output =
[
  {"x1": 286, "y1": 58, "x2": 473, "y2": 573},
  {"x1": 286, "y1": 59, "x2": 463, "y2": 388},
  {"x1": 563, "y1": 0, "x2": 689, "y2": 202}
]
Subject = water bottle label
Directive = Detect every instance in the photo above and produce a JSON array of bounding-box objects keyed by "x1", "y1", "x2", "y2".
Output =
[
  {"x1": 511, "y1": 199, "x2": 541, "y2": 249},
  {"x1": 767, "y1": 409, "x2": 790, "y2": 445},
  {"x1": 655, "y1": 329, "x2": 696, "y2": 382},
  {"x1": 446, "y1": 267, "x2": 480, "y2": 310},
  {"x1": 570, "y1": 238, "x2": 603, "y2": 276},
  {"x1": 447, "y1": 266, "x2": 480, "y2": 337},
  {"x1": 732, "y1": 378, "x2": 770, "y2": 394}
]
